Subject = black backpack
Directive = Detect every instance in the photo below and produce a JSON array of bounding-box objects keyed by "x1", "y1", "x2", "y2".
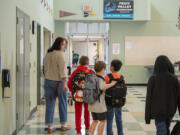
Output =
[
  {"x1": 105, "y1": 74, "x2": 127, "y2": 108},
  {"x1": 171, "y1": 120, "x2": 180, "y2": 135}
]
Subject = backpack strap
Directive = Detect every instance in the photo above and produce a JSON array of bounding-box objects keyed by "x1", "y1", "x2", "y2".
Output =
[
  {"x1": 96, "y1": 74, "x2": 105, "y2": 81},
  {"x1": 96, "y1": 75, "x2": 104, "y2": 93},
  {"x1": 119, "y1": 75, "x2": 124, "y2": 81},
  {"x1": 107, "y1": 74, "x2": 114, "y2": 82},
  {"x1": 108, "y1": 74, "x2": 124, "y2": 83},
  {"x1": 95, "y1": 74, "x2": 104, "y2": 102}
]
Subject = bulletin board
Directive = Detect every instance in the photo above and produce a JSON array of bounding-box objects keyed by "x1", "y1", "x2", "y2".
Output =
[{"x1": 125, "y1": 36, "x2": 180, "y2": 65}]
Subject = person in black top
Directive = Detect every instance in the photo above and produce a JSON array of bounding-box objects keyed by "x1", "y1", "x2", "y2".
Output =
[{"x1": 145, "y1": 55, "x2": 180, "y2": 135}]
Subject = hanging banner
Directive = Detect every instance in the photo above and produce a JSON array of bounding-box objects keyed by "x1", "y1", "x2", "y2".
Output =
[
  {"x1": 104, "y1": 0, "x2": 134, "y2": 19},
  {"x1": 60, "y1": 10, "x2": 76, "y2": 17}
]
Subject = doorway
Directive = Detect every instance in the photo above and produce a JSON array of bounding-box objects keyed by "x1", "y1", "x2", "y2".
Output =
[
  {"x1": 69, "y1": 37, "x2": 109, "y2": 71},
  {"x1": 37, "y1": 27, "x2": 51, "y2": 105},
  {"x1": 41, "y1": 28, "x2": 51, "y2": 100},
  {"x1": 43, "y1": 28, "x2": 51, "y2": 57},
  {"x1": 65, "y1": 22, "x2": 110, "y2": 72},
  {"x1": 16, "y1": 8, "x2": 31, "y2": 131}
]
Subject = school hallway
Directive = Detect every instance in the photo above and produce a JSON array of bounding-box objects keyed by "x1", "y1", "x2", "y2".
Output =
[
  {"x1": 1, "y1": 0, "x2": 180, "y2": 134},
  {"x1": 17, "y1": 86, "x2": 179, "y2": 135}
]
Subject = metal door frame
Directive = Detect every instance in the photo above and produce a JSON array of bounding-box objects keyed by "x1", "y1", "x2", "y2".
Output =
[
  {"x1": 37, "y1": 23, "x2": 41, "y2": 105},
  {"x1": 16, "y1": 7, "x2": 30, "y2": 132}
]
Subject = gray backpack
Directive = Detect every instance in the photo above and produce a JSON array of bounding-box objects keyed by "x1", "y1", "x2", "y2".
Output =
[{"x1": 83, "y1": 74, "x2": 104, "y2": 105}]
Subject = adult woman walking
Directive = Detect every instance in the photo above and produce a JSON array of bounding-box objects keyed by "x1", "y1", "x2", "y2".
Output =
[{"x1": 44, "y1": 37, "x2": 70, "y2": 133}]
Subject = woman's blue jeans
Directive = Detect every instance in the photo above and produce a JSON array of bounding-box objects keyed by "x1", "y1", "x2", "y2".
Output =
[{"x1": 44, "y1": 79, "x2": 68, "y2": 126}]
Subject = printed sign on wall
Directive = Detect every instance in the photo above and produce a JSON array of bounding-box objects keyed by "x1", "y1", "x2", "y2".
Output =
[
  {"x1": 112, "y1": 43, "x2": 120, "y2": 55},
  {"x1": 104, "y1": 0, "x2": 134, "y2": 19}
]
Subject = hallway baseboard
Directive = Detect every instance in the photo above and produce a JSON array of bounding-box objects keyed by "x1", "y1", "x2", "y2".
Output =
[{"x1": 12, "y1": 107, "x2": 37, "y2": 135}]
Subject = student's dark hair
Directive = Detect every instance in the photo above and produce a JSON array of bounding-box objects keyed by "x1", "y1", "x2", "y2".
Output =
[
  {"x1": 79, "y1": 56, "x2": 89, "y2": 65},
  {"x1": 111, "y1": 59, "x2": 122, "y2": 72},
  {"x1": 153, "y1": 55, "x2": 174, "y2": 74},
  {"x1": 47, "y1": 37, "x2": 67, "y2": 53},
  {"x1": 94, "y1": 61, "x2": 106, "y2": 72}
]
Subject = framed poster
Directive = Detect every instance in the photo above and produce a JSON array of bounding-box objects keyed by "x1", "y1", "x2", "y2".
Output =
[{"x1": 104, "y1": 0, "x2": 134, "y2": 19}]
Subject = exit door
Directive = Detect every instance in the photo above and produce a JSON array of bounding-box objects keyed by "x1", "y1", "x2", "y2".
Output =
[{"x1": 16, "y1": 8, "x2": 30, "y2": 131}]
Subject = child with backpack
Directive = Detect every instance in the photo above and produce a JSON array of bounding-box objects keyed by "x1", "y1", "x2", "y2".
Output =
[
  {"x1": 88, "y1": 61, "x2": 117, "y2": 135},
  {"x1": 104, "y1": 59, "x2": 126, "y2": 135},
  {"x1": 68, "y1": 56, "x2": 94, "y2": 135},
  {"x1": 145, "y1": 55, "x2": 180, "y2": 135}
]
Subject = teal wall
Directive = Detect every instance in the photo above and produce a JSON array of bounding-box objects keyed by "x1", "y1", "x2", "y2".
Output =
[
  {"x1": 55, "y1": 0, "x2": 180, "y2": 84},
  {"x1": 55, "y1": 21, "x2": 66, "y2": 38},
  {"x1": 109, "y1": 0, "x2": 180, "y2": 83}
]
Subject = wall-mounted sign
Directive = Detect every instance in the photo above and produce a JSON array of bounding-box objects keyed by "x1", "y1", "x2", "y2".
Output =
[
  {"x1": 83, "y1": 12, "x2": 96, "y2": 18},
  {"x1": 83, "y1": 5, "x2": 92, "y2": 12},
  {"x1": 82, "y1": 5, "x2": 96, "y2": 18},
  {"x1": 112, "y1": 43, "x2": 120, "y2": 55},
  {"x1": 104, "y1": 0, "x2": 134, "y2": 19}
]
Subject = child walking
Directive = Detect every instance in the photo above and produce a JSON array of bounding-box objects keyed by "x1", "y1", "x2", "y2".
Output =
[
  {"x1": 145, "y1": 55, "x2": 180, "y2": 135},
  {"x1": 89, "y1": 61, "x2": 116, "y2": 135},
  {"x1": 68, "y1": 56, "x2": 94, "y2": 135},
  {"x1": 104, "y1": 59, "x2": 125, "y2": 135}
]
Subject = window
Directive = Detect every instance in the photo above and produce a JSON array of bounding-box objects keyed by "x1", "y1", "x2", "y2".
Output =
[{"x1": 65, "y1": 22, "x2": 109, "y2": 35}]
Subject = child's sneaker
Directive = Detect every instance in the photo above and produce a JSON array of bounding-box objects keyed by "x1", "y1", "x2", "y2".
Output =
[{"x1": 85, "y1": 129, "x2": 90, "y2": 135}]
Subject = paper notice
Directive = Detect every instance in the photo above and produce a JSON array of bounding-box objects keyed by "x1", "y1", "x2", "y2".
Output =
[
  {"x1": 20, "y1": 38, "x2": 24, "y2": 54},
  {"x1": 126, "y1": 42, "x2": 132, "y2": 49},
  {"x1": 112, "y1": 43, "x2": 120, "y2": 55}
]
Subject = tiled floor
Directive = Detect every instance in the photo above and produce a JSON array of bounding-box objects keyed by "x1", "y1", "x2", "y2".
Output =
[{"x1": 17, "y1": 86, "x2": 179, "y2": 135}]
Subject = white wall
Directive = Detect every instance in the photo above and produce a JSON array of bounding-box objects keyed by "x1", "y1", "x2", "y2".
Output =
[{"x1": 0, "y1": 0, "x2": 54, "y2": 135}]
